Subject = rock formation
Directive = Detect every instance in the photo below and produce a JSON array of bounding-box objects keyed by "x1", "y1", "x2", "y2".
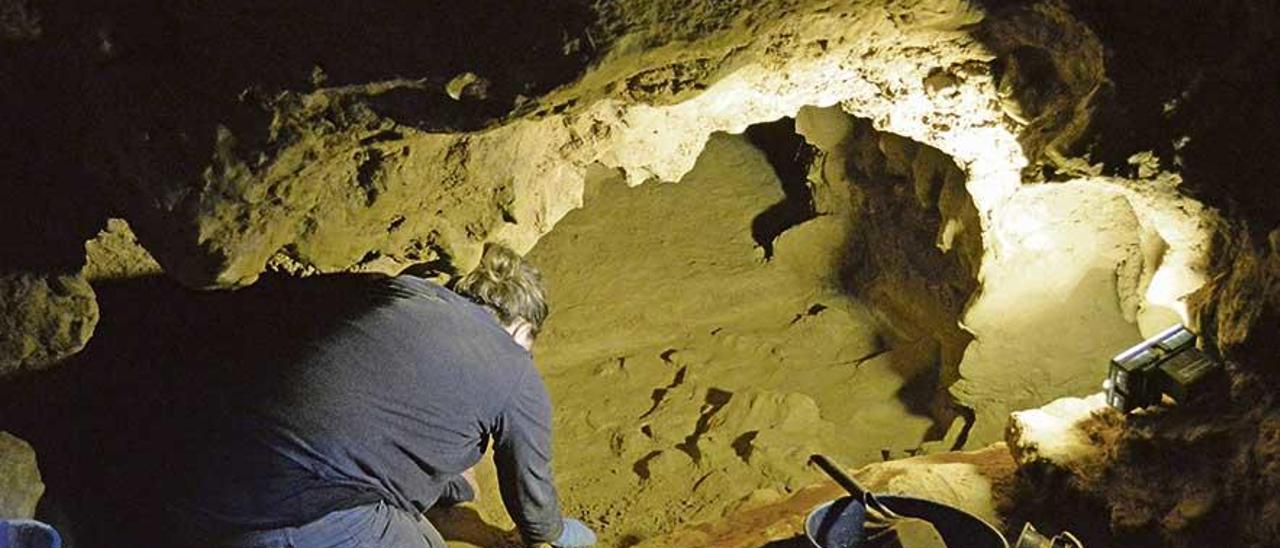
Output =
[
  {"x1": 2, "y1": 0, "x2": 1279, "y2": 545},
  {"x1": 0, "y1": 431, "x2": 44, "y2": 520}
]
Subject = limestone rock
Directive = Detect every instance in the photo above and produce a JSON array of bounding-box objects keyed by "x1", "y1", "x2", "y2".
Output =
[
  {"x1": 953, "y1": 182, "x2": 1152, "y2": 444},
  {"x1": 47, "y1": 0, "x2": 1055, "y2": 289},
  {"x1": 1006, "y1": 393, "x2": 1117, "y2": 470},
  {"x1": 977, "y1": 0, "x2": 1108, "y2": 175},
  {"x1": 0, "y1": 431, "x2": 44, "y2": 519},
  {"x1": 0, "y1": 272, "x2": 98, "y2": 376},
  {"x1": 855, "y1": 443, "x2": 1017, "y2": 528}
]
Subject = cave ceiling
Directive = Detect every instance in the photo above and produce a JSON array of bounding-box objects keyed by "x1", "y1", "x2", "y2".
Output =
[{"x1": 0, "y1": 0, "x2": 1277, "y2": 408}]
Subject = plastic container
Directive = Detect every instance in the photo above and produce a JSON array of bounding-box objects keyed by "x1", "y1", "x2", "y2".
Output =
[{"x1": 0, "y1": 519, "x2": 62, "y2": 548}]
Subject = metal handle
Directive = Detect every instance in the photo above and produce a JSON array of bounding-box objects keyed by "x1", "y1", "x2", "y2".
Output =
[{"x1": 810, "y1": 454, "x2": 870, "y2": 500}]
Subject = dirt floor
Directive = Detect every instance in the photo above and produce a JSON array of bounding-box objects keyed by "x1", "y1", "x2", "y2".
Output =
[
  {"x1": 433, "y1": 131, "x2": 948, "y2": 546},
  {"x1": 426, "y1": 113, "x2": 1164, "y2": 546}
]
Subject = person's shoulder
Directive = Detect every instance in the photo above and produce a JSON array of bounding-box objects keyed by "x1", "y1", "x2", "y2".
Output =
[{"x1": 383, "y1": 274, "x2": 463, "y2": 303}]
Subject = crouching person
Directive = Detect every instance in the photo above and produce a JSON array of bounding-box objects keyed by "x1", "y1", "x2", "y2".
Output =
[{"x1": 167, "y1": 244, "x2": 596, "y2": 547}]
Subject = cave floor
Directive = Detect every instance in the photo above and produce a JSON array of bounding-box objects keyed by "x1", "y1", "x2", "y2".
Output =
[{"x1": 431, "y1": 132, "x2": 946, "y2": 546}]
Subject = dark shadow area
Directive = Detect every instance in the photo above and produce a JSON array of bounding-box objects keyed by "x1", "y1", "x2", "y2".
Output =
[
  {"x1": 976, "y1": 0, "x2": 1280, "y2": 232},
  {"x1": 761, "y1": 535, "x2": 813, "y2": 547},
  {"x1": 1072, "y1": 0, "x2": 1280, "y2": 232},
  {"x1": 829, "y1": 118, "x2": 978, "y2": 439},
  {"x1": 890, "y1": 340, "x2": 948, "y2": 432},
  {"x1": 0, "y1": 16, "x2": 113, "y2": 272},
  {"x1": 743, "y1": 117, "x2": 818, "y2": 260},
  {"x1": 64, "y1": 0, "x2": 598, "y2": 123},
  {"x1": 0, "y1": 273, "x2": 402, "y2": 547},
  {"x1": 426, "y1": 505, "x2": 518, "y2": 547},
  {"x1": 1066, "y1": 0, "x2": 1280, "y2": 232}
]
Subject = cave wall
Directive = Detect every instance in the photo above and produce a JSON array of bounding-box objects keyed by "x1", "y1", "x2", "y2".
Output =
[
  {"x1": 2, "y1": 0, "x2": 1073, "y2": 289},
  {"x1": 998, "y1": 0, "x2": 1280, "y2": 545},
  {"x1": 0, "y1": 0, "x2": 1026, "y2": 372},
  {"x1": 2, "y1": 0, "x2": 1280, "y2": 544},
  {"x1": 796, "y1": 105, "x2": 983, "y2": 438}
]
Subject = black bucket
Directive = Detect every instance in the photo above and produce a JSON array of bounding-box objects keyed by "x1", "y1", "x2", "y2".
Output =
[{"x1": 805, "y1": 495, "x2": 1008, "y2": 548}]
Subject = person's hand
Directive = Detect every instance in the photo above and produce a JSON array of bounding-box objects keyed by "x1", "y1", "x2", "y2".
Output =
[{"x1": 550, "y1": 518, "x2": 596, "y2": 547}]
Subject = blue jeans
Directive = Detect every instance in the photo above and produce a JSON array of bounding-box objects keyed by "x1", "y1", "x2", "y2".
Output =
[{"x1": 180, "y1": 502, "x2": 447, "y2": 548}]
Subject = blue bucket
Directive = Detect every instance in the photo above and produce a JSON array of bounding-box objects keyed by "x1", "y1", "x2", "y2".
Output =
[
  {"x1": 804, "y1": 495, "x2": 1008, "y2": 548},
  {"x1": 0, "y1": 519, "x2": 62, "y2": 548}
]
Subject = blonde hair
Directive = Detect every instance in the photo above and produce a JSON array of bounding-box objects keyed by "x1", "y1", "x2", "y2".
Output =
[{"x1": 452, "y1": 243, "x2": 548, "y2": 335}]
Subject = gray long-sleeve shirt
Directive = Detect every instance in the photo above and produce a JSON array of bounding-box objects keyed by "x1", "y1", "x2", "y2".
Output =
[{"x1": 173, "y1": 275, "x2": 564, "y2": 544}]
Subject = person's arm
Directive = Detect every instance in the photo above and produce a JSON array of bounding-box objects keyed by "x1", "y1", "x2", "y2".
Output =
[{"x1": 492, "y1": 368, "x2": 565, "y2": 545}]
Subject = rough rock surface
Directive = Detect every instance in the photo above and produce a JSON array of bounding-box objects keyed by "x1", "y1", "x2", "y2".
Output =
[
  {"x1": 800, "y1": 105, "x2": 983, "y2": 436},
  {"x1": 1191, "y1": 228, "x2": 1280, "y2": 363},
  {"x1": 1006, "y1": 393, "x2": 1114, "y2": 470},
  {"x1": 0, "y1": 272, "x2": 98, "y2": 376},
  {"x1": 0, "y1": 431, "x2": 44, "y2": 519},
  {"x1": 994, "y1": 1, "x2": 1280, "y2": 546},
  {"x1": 82, "y1": 218, "x2": 164, "y2": 282},
  {"x1": 4, "y1": 0, "x2": 1087, "y2": 288},
  {"x1": 504, "y1": 132, "x2": 940, "y2": 544}
]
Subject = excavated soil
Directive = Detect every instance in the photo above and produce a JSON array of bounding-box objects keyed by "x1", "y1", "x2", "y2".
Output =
[{"x1": 438, "y1": 131, "x2": 944, "y2": 546}]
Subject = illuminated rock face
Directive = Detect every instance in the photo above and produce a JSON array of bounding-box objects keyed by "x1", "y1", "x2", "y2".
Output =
[
  {"x1": 1006, "y1": 393, "x2": 1115, "y2": 471},
  {"x1": 0, "y1": 431, "x2": 43, "y2": 520}
]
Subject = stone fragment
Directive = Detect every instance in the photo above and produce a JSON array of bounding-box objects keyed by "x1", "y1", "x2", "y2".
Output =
[
  {"x1": 0, "y1": 271, "x2": 99, "y2": 376},
  {"x1": 0, "y1": 431, "x2": 44, "y2": 519},
  {"x1": 855, "y1": 443, "x2": 1017, "y2": 527},
  {"x1": 1006, "y1": 393, "x2": 1117, "y2": 470},
  {"x1": 82, "y1": 218, "x2": 164, "y2": 282}
]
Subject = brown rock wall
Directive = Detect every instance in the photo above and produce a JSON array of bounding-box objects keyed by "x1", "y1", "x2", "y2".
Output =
[{"x1": 0, "y1": 272, "x2": 98, "y2": 377}]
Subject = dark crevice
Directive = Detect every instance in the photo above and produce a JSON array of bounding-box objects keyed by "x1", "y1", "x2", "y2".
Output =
[
  {"x1": 790, "y1": 303, "x2": 828, "y2": 324},
  {"x1": 675, "y1": 388, "x2": 732, "y2": 465},
  {"x1": 731, "y1": 431, "x2": 758, "y2": 463},
  {"x1": 638, "y1": 366, "x2": 688, "y2": 420},
  {"x1": 950, "y1": 405, "x2": 977, "y2": 451},
  {"x1": 354, "y1": 148, "x2": 384, "y2": 205},
  {"x1": 743, "y1": 117, "x2": 818, "y2": 260},
  {"x1": 632, "y1": 450, "x2": 663, "y2": 481}
]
